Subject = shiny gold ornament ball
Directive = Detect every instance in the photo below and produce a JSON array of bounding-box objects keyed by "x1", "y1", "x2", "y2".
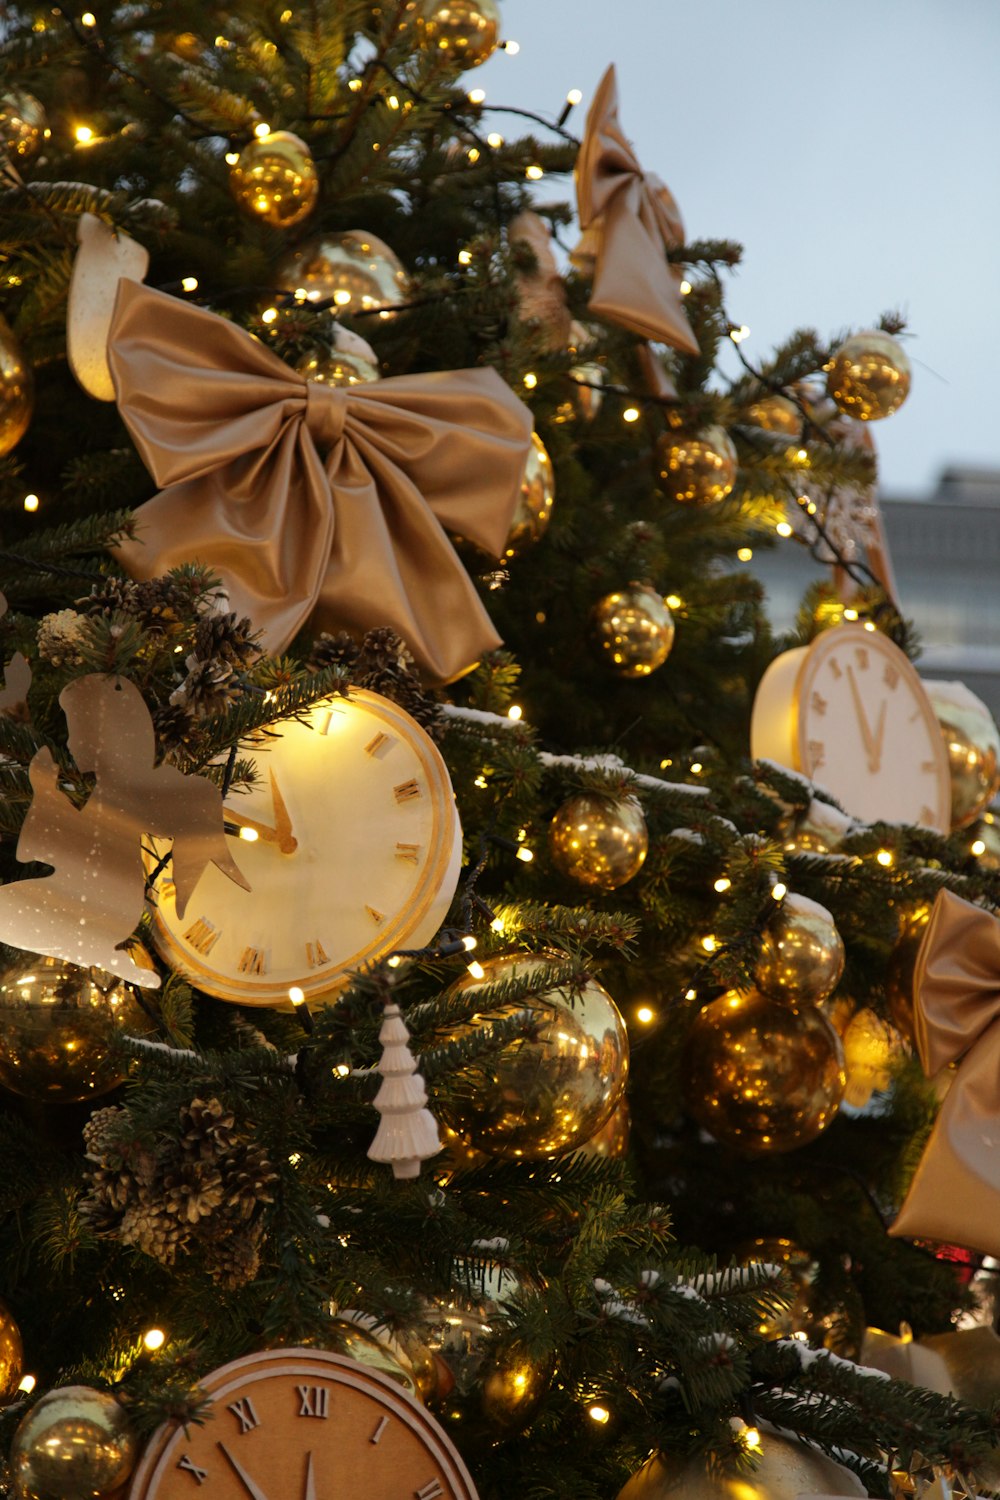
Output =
[
  {"x1": 590, "y1": 583, "x2": 675, "y2": 678},
  {"x1": 548, "y1": 792, "x2": 649, "y2": 890},
  {"x1": 230, "y1": 130, "x2": 318, "y2": 229},
  {"x1": 296, "y1": 345, "x2": 380, "y2": 388},
  {"x1": 971, "y1": 814, "x2": 1000, "y2": 871},
  {"x1": 841, "y1": 1006, "x2": 907, "y2": 1112},
  {"x1": 505, "y1": 432, "x2": 555, "y2": 557},
  {"x1": 410, "y1": 0, "x2": 502, "y2": 69},
  {"x1": 656, "y1": 425, "x2": 738, "y2": 506},
  {"x1": 736, "y1": 1237, "x2": 821, "y2": 1342},
  {"x1": 325, "y1": 1317, "x2": 420, "y2": 1398},
  {"x1": 885, "y1": 907, "x2": 930, "y2": 1040},
  {"x1": 277, "y1": 231, "x2": 409, "y2": 315},
  {"x1": 442, "y1": 951, "x2": 629, "y2": 1159},
  {"x1": 0, "y1": 952, "x2": 153, "y2": 1102},
  {"x1": 754, "y1": 893, "x2": 845, "y2": 1006},
  {"x1": 682, "y1": 988, "x2": 845, "y2": 1153},
  {"x1": 11, "y1": 1385, "x2": 138, "y2": 1500},
  {"x1": 0, "y1": 89, "x2": 47, "y2": 162},
  {"x1": 556, "y1": 321, "x2": 604, "y2": 422},
  {"x1": 0, "y1": 1295, "x2": 24, "y2": 1400},
  {"x1": 0, "y1": 313, "x2": 34, "y2": 460},
  {"x1": 745, "y1": 393, "x2": 801, "y2": 436},
  {"x1": 924, "y1": 680, "x2": 1000, "y2": 829},
  {"x1": 617, "y1": 1431, "x2": 866, "y2": 1500},
  {"x1": 826, "y1": 331, "x2": 911, "y2": 421},
  {"x1": 574, "y1": 1098, "x2": 630, "y2": 1160}
]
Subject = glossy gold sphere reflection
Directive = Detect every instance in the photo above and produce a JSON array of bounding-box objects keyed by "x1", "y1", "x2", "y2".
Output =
[
  {"x1": 885, "y1": 908, "x2": 931, "y2": 1040},
  {"x1": 0, "y1": 1295, "x2": 24, "y2": 1400},
  {"x1": 230, "y1": 130, "x2": 318, "y2": 229},
  {"x1": 0, "y1": 314, "x2": 34, "y2": 460},
  {"x1": 826, "y1": 331, "x2": 911, "y2": 421},
  {"x1": 442, "y1": 951, "x2": 629, "y2": 1159},
  {"x1": 971, "y1": 814, "x2": 1000, "y2": 872},
  {"x1": 682, "y1": 988, "x2": 845, "y2": 1154},
  {"x1": 326, "y1": 1318, "x2": 419, "y2": 1397},
  {"x1": 556, "y1": 323, "x2": 604, "y2": 422},
  {"x1": 735, "y1": 1237, "x2": 821, "y2": 1341},
  {"x1": 924, "y1": 680, "x2": 1000, "y2": 829},
  {"x1": 590, "y1": 583, "x2": 675, "y2": 678},
  {"x1": 505, "y1": 432, "x2": 555, "y2": 557},
  {"x1": 277, "y1": 231, "x2": 409, "y2": 316},
  {"x1": 573, "y1": 1098, "x2": 630, "y2": 1160},
  {"x1": 616, "y1": 1430, "x2": 865, "y2": 1500},
  {"x1": 410, "y1": 0, "x2": 502, "y2": 69},
  {"x1": 548, "y1": 792, "x2": 648, "y2": 890},
  {"x1": 841, "y1": 1006, "x2": 907, "y2": 1112},
  {"x1": 745, "y1": 393, "x2": 801, "y2": 436},
  {"x1": 656, "y1": 425, "x2": 738, "y2": 506},
  {"x1": 11, "y1": 1385, "x2": 138, "y2": 1500},
  {"x1": 0, "y1": 952, "x2": 153, "y2": 1102},
  {"x1": 0, "y1": 88, "x2": 47, "y2": 162},
  {"x1": 754, "y1": 893, "x2": 845, "y2": 1006},
  {"x1": 296, "y1": 346, "x2": 381, "y2": 388}
]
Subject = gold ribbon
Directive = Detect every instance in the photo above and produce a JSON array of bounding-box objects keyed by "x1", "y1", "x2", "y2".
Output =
[
  {"x1": 890, "y1": 888, "x2": 1000, "y2": 1258},
  {"x1": 574, "y1": 64, "x2": 698, "y2": 357},
  {"x1": 108, "y1": 281, "x2": 534, "y2": 682}
]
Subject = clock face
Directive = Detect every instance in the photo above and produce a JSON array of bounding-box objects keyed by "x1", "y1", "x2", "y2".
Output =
[
  {"x1": 126, "y1": 1348, "x2": 480, "y2": 1500},
  {"x1": 145, "y1": 691, "x2": 462, "y2": 1004},
  {"x1": 752, "y1": 624, "x2": 951, "y2": 831}
]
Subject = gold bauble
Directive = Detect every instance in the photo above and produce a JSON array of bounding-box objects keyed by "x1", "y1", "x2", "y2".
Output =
[
  {"x1": 230, "y1": 130, "x2": 318, "y2": 229},
  {"x1": 826, "y1": 331, "x2": 911, "y2": 421},
  {"x1": 441, "y1": 951, "x2": 629, "y2": 1159},
  {"x1": 656, "y1": 425, "x2": 738, "y2": 506},
  {"x1": 784, "y1": 798, "x2": 851, "y2": 855},
  {"x1": 410, "y1": 0, "x2": 501, "y2": 69},
  {"x1": 0, "y1": 1295, "x2": 24, "y2": 1401},
  {"x1": 682, "y1": 988, "x2": 845, "y2": 1154},
  {"x1": 885, "y1": 908, "x2": 931, "y2": 1039},
  {"x1": 326, "y1": 1316, "x2": 420, "y2": 1397},
  {"x1": 841, "y1": 1006, "x2": 907, "y2": 1112},
  {"x1": 0, "y1": 89, "x2": 47, "y2": 162},
  {"x1": 0, "y1": 952, "x2": 153, "y2": 1102},
  {"x1": 573, "y1": 1098, "x2": 630, "y2": 1160},
  {"x1": 505, "y1": 432, "x2": 555, "y2": 558},
  {"x1": 590, "y1": 583, "x2": 675, "y2": 678},
  {"x1": 407, "y1": 1265, "x2": 551, "y2": 1430},
  {"x1": 0, "y1": 313, "x2": 34, "y2": 460},
  {"x1": 971, "y1": 813, "x2": 1000, "y2": 870},
  {"x1": 296, "y1": 346, "x2": 380, "y2": 388},
  {"x1": 617, "y1": 1431, "x2": 866, "y2": 1500},
  {"x1": 276, "y1": 231, "x2": 408, "y2": 315},
  {"x1": 736, "y1": 1237, "x2": 821, "y2": 1341},
  {"x1": 11, "y1": 1385, "x2": 138, "y2": 1500},
  {"x1": 923, "y1": 680, "x2": 1000, "y2": 829},
  {"x1": 754, "y1": 893, "x2": 845, "y2": 1006},
  {"x1": 548, "y1": 792, "x2": 649, "y2": 890},
  {"x1": 745, "y1": 393, "x2": 801, "y2": 436},
  {"x1": 556, "y1": 322, "x2": 604, "y2": 422}
]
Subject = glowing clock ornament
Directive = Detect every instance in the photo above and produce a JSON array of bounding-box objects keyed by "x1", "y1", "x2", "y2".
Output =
[
  {"x1": 145, "y1": 691, "x2": 462, "y2": 1005},
  {"x1": 751, "y1": 624, "x2": 951, "y2": 832}
]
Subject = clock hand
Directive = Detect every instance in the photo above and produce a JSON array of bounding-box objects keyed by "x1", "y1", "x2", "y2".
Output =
[
  {"x1": 218, "y1": 1442, "x2": 273, "y2": 1500},
  {"x1": 303, "y1": 1451, "x2": 316, "y2": 1500},
  {"x1": 224, "y1": 808, "x2": 283, "y2": 846},
  {"x1": 845, "y1": 664, "x2": 878, "y2": 771},
  {"x1": 871, "y1": 698, "x2": 888, "y2": 773},
  {"x1": 268, "y1": 768, "x2": 298, "y2": 855}
]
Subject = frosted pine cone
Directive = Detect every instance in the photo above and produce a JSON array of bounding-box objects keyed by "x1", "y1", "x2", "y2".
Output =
[{"x1": 36, "y1": 609, "x2": 86, "y2": 666}]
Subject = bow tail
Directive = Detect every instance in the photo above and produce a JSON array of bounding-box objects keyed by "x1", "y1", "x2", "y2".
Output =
[{"x1": 590, "y1": 192, "x2": 699, "y2": 355}]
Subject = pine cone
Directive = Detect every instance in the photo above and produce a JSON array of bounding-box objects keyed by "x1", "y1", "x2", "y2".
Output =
[
  {"x1": 170, "y1": 658, "x2": 239, "y2": 716},
  {"x1": 191, "y1": 612, "x2": 261, "y2": 670},
  {"x1": 78, "y1": 577, "x2": 134, "y2": 617},
  {"x1": 205, "y1": 1223, "x2": 263, "y2": 1290},
  {"x1": 180, "y1": 1098, "x2": 237, "y2": 1155},
  {"x1": 152, "y1": 700, "x2": 198, "y2": 753},
  {"x1": 162, "y1": 1161, "x2": 225, "y2": 1224},
  {"x1": 119, "y1": 1196, "x2": 189, "y2": 1264},
  {"x1": 36, "y1": 609, "x2": 87, "y2": 667},
  {"x1": 82, "y1": 1105, "x2": 126, "y2": 1160},
  {"x1": 354, "y1": 630, "x2": 442, "y2": 738},
  {"x1": 310, "y1": 631, "x2": 360, "y2": 673}
]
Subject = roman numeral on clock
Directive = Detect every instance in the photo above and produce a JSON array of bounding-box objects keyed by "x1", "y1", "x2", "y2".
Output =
[
  {"x1": 238, "y1": 946, "x2": 267, "y2": 975},
  {"x1": 370, "y1": 1415, "x2": 390, "y2": 1446},
  {"x1": 305, "y1": 939, "x2": 329, "y2": 968},
  {"x1": 184, "y1": 917, "x2": 221, "y2": 955},
  {"x1": 396, "y1": 842, "x2": 421, "y2": 863},
  {"x1": 884, "y1": 663, "x2": 900, "y2": 690},
  {"x1": 415, "y1": 1482, "x2": 444, "y2": 1500},
  {"x1": 394, "y1": 778, "x2": 422, "y2": 804},
  {"x1": 177, "y1": 1455, "x2": 209, "y2": 1484},
  {"x1": 366, "y1": 905, "x2": 386, "y2": 925},
  {"x1": 297, "y1": 1384, "x2": 329, "y2": 1419},
  {"x1": 365, "y1": 731, "x2": 396, "y2": 758},
  {"x1": 227, "y1": 1396, "x2": 261, "y2": 1433}
]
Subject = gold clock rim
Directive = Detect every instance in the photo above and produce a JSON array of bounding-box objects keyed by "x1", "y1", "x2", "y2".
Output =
[
  {"x1": 793, "y1": 623, "x2": 952, "y2": 834},
  {"x1": 142, "y1": 690, "x2": 462, "y2": 1004},
  {"x1": 126, "y1": 1347, "x2": 480, "y2": 1500}
]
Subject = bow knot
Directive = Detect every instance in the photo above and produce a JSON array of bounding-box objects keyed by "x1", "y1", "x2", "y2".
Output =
[{"x1": 305, "y1": 380, "x2": 348, "y2": 451}]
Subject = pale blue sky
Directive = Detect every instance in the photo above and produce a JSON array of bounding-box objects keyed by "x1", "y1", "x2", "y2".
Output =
[{"x1": 477, "y1": 0, "x2": 1000, "y2": 497}]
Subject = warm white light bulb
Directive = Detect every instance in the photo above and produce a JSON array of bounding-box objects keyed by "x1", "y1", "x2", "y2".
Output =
[{"x1": 143, "y1": 1327, "x2": 166, "y2": 1351}]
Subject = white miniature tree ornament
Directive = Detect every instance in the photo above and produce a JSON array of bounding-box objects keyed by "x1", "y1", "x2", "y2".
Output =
[{"x1": 368, "y1": 1002, "x2": 441, "y2": 1179}]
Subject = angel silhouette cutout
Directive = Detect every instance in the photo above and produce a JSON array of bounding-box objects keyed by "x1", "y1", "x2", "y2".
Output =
[
  {"x1": 0, "y1": 674, "x2": 249, "y2": 986},
  {"x1": 0, "y1": 588, "x2": 32, "y2": 720}
]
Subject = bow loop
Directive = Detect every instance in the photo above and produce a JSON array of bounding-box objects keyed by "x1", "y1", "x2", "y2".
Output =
[
  {"x1": 911, "y1": 888, "x2": 1000, "y2": 1073},
  {"x1": 305, "y1": 381, "x2": 348, "y2": 451}
]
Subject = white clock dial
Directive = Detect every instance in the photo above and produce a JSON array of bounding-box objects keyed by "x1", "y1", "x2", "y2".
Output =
[
  {"x1": 144, "y1": 691, "x2": 462, "y2": 1004},
  {"x1": 751, "y1": 624, "x2": 951, "y2": 831}
]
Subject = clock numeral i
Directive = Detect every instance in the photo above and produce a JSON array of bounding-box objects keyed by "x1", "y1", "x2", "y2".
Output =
[
  {"x1": 184, "y1": 917, "x2": 221, "y2": 955},
  {"x1": 365, "y1": 731, "x2": 396, "y2": 759},
  {"x1": 297, "y1": 1384, "x2": 329, "y2": 1419},
  {"x1": 227, "y1": 1396, "x2": 261, "y2": 1434},
  {"x1": 854, "y1": 646, "x2": 869, "y2": 670},
  {"x1": 238, "y1": 946, "x2": 268, "y2": 975},
  {"x1": 159, "y1": 876, "x2": 177, "y2": 903},
  {"x1": 177, "y1": 1455, "x2": 209, "y2": 1485},
  {"x1": 828, "y1": 657, "x2": 843, "y2": 680},
  {"x1": 396, "y1": 842, "x2": 421, "y2": 863},
  {"x1": 394, "y1": 779, "x2": 422, "y2": 804},
  {"x1": 810, "y1": 691, "x2": 827, "y2": 716},
  {"x1": 807, "y1": 739, "x2": 826, "y2": 773},
  {"x1": 415, "y1": 1483, "x2": 444, "y2": 1500},
  {"x1": 884, "y1": 663, "x2": 900, "y2": 690},
  {"x1": 305, "y1": 939, "x2": 329, "y2": 968},
  {"x1": 370, "y1": 1415, "x2": 390, "y2": 1446}
]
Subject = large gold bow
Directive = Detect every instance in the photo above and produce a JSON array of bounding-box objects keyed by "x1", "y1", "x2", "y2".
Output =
[
  {"x1": 574, "y1": 65, "x2": 698, "y2": 357},
  {"x1": 108, "y1": 280, "x2": 533, "y2": 682},
  {"x1": 890, "y1": 888, "x2": 1000, "y2": 1258}
]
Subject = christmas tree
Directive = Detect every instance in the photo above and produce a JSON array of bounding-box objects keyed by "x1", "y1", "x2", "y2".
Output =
[{"x1": 2, "y1": 5, "x2": 1000, "y2": 1499}]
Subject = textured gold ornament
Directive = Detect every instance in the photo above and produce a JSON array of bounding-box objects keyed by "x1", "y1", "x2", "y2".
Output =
[
  {"x1": 682, "y1": 988, "x2": 845, "y2": 1153},
  {"x1": 505, "y1": 432, "x2": 555, "y2": 557},
  {"x1": 0, "y1": 88, "x2": 47, "y2": 162},
  {"x1": 0, "y1": 314, "x2": 33, "y2": 460},
  {"x1": 0, "y1": 1295, "x2": 24, "y2": 1401},
  {"x1": 754, "y1": 893, "x2": 845, "y2": 1006},
  {"x1": 548, "y1": 792, "x2": 648, "y2": 890},
  {"x1": 736, "y1": 1237, "x2": 821, "y2": 1341},
  {"x1": 616, "y1": 1430, "x2": 866, "y2": 1500},
  {"x1": 841, "y1": 1006, "x2": 907, "y2": 1111},
  {"x1": 296, "y1": 345, "x2": 380, "y2": 388},
  {"x1": 406, "y1": 1265, "x2": 551, "y2": 1430},
  {"x1": 441, "y1": 951, "x2": 629, "y2": 1159},
  {"x1": 10, "y1": 1384, "x2": 138, "y2": 1500},
  {"x1": 656, "y1": 425, "x2": 738, "y2": 505},
  {"x1": 826, "y1": 331, "x2": 911, "y2": 421},
  {"x1": 410, "y1": 0, "x2": 501, "y2": 69},
  {"x1": 924, "y1": 680, "x2": 1000, "y2": 829},
  {"x1": 276, "y1": 231, "x2": 409, "y2": 315},
  {"x1": 590, "y1": 583, "x2": 675, "y2": 677},
  {"x1": 0, "y1": 952, "x2": 153, "y2": 1102},
  {"x1": 230, "y1": 130, "x2": 318, "y2": 229},
  {"x1": 574, "y1": 1098, "x2": 630, "y2": 1159},
  {"x1": 745, "y1": 393, "x2": 801, "y2": 436}
]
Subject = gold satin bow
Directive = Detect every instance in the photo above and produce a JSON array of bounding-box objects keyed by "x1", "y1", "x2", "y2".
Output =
[
  {"x1": 574, "y1": 64, "x2": 699, "y2": 357},
  {"x1": 890, "y1": 888, "x2": 1000, "y2": 1258},
  {"x1": 108, "y1": 280, "x2": 534, "y2": 682}
]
